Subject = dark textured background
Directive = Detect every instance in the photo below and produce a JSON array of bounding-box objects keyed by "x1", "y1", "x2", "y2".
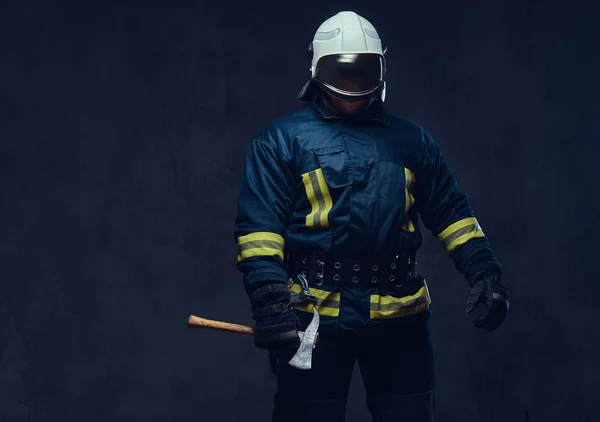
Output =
[{"x1": 1, "y1": 0, "x2": 599, "y2": 421}]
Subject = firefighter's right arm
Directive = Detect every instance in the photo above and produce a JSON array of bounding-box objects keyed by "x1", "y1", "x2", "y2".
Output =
[{"x1": 233, "y1": 137, "x2": 300, "y2": 353}]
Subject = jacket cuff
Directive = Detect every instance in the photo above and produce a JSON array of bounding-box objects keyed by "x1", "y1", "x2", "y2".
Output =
[{"x1": 244, "y1": 270, "x2": 289, "y2": 291}]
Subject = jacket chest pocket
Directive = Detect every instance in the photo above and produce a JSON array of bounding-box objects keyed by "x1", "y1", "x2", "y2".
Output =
[
  {"x1": 300, "y1": 144, "x2": 352, "y2": 229},
  {"x1": 312, "y1": 144, "x2": 353, "y2": 188}
]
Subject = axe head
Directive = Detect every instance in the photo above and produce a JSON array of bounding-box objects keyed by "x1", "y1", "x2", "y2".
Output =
[{"x1": 288, "y1": 308, "x2": 320, "y2": 370}]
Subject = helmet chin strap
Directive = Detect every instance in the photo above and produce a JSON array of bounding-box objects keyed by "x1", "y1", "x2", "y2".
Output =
[{"x1": 360, "y1": 97, "x2": 376, "y2": 114}]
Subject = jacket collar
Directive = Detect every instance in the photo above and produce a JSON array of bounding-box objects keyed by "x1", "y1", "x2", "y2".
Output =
[{"x1": 312, "y1": 92, "x2": 391, "y2": 125}]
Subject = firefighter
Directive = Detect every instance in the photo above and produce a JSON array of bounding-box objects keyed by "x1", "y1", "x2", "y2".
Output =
[{"x1": 233, "y1": 10, "x2": 509, "y2": 422}]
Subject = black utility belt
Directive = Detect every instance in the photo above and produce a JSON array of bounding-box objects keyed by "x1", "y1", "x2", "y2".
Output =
[{"x1": 287, "y1": 253, "x2": 417, "y2": 288}]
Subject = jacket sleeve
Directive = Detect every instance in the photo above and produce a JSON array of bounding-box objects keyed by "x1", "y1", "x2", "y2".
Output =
[
  {"x1": 234, "y1": 137, "x2": 295, "y2": 293},
  {"x1": 415, "y1": 129, "x2": 502, "y2": 279}
]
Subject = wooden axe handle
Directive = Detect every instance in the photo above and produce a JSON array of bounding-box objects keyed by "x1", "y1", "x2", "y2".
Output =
[
  {"x1": 188, "y1": 315, "x2": 255, "y2": 335},
  {"x1": 187, "y1": 315, "x2": 307, "y2": 342}
]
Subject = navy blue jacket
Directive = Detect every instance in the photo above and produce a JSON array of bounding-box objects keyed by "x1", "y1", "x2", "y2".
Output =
[{"x1": 234, "y1": 93, "x2": 501, "y2": 326}]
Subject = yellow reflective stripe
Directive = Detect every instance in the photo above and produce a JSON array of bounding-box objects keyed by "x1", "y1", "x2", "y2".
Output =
[
  {"x1": 289, "y1": 283, "x2": 340, "y2": 301},
  {"x1": 238, "y1": 232, "x2": 284, "y2": 245},
  {"x1": 289, "y1": 283, "x2": 340, "y2": 317},
  {"x1": 302, "y1": 168, "x2": 332, "y2": 228},
  {"x1": 237, "y1": 247, "x2": 283, "y2": 261},
  {"x1": 302, "y1": 172, "x2": 320, "y2": 227},
  {"x1": 315, "y1": 169, "x2": 333, "y2": 227},
  {"x1": 402, "y1": 168, "x2": 416, "y2": 232},
  {"x1": 237, "y1": 232, "x2": 284, "y2": 261},
  {"x1": 445, "y1": 230, "x2": 485, "y2": 253},
  {"x1": 437, "y1": 217, "x2": 485, "y2": 253},
  {"x1": 369, "y1": 281, "x2": 432, "y2": 319},
  {"x1": 437, "y1": 217, "x2": 479, "y2": 240}
]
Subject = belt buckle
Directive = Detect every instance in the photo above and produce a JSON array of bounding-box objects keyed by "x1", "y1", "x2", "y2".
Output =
[
  {"x1": 391, "y1": 254, "x2": 413, "y2": 288},
  {"x1": 315, "y1": 254, "x2": 326, "y2": 286},
  {"x1": 407, "y1": 257, "x2": 417, "y2": 279}
]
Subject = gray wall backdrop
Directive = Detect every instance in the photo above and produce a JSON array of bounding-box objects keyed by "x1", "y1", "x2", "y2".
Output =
[{"x1": 1, "y1": 0, "x2": 598, "y2": 421}]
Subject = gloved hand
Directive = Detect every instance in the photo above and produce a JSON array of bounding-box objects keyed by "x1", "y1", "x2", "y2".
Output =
[
  {"x1": 247, "y1": 282, "x2": 301, "y2": 355},
  {"x1": 465, "y1": 271, "x2": 510, "y2": 331}
]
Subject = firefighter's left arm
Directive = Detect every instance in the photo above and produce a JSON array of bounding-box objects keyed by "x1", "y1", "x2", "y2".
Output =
[
  {"x1": 414, "y1": 129, "x2": 502, "y2": 280},
  {"x1": 415, "y1": 129, "x2": 509, "y2": 330}
]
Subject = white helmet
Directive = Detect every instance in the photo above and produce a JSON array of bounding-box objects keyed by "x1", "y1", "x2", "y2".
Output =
[{"x1": 297, "y1": 11, "x2": 387, "y2": 102}]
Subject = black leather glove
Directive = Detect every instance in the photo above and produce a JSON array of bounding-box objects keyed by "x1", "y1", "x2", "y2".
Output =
[
  {"x1": 465, "y1": 271, "x2": 510, "y2": 331},
  {"x1": 247, "y1": 283, "x2": 301, "y2": 355}
]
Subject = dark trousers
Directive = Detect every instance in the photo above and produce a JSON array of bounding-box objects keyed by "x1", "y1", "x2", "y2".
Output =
[{"x1": 270, "y1": 316, "x2": 436, "y2": 422}]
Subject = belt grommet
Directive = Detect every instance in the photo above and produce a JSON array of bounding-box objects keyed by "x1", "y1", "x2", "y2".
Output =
[
  {"x1": 317, "y1": 260, "x2": 324, "y2": 267},
  {"x1": 371, "y1": 277, "x2": 378, "y2": 283},
  {"x1": 390, "y1": 263, "x2": 396, "y2": 270},
  {"x1": 389, "y1": 275, "x2": 396, "y2": 282},
  {"x1": 333, "y1": 274, "x2": 340, "y2": 281},
  {"x1": 372, "y1": 264, "x2": 378, "y2": 271},
  {"x1": 352, "y1": 276, "x2": 359, "y2": 283},
  {"x1": 353, "y1": 264, "x2": 360, "y2": 271},
  {"x1": 334, "y1": 261, "x2": 341, "y2": 269},
  {"x1": 302, "y1": 258, "x2": 307, "y2": 264},
  {"x1": 301, "y1": 270, "x2": 307, "y2": 276},
  {"x1": 316, "y1": 272, "x2": 323, "y2": 279}
]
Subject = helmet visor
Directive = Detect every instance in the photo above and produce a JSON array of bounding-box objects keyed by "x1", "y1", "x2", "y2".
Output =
[{"x1": 315, "y1": 53, "x2": 384, "y2": 97}]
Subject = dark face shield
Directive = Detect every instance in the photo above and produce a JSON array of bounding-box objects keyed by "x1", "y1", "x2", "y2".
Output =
[{"x1": 314, "y1": 53, "x2": 385, "y2": 101}]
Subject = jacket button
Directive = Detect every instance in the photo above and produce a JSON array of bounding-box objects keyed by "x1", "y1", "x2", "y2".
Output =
[
  {"x1": 334, "y1": 261, "x2": 341, "y2": 269},
  {"x1": 371, "y1": 277, "x2": 378, "y2": 284},
  {"x1": 333, "y1": 274, "x2": 340, "y2": 281},
  {"x1": 389, "y1": 275, "x2": 396, "y2": 282},
  {"x1": 317, "y1": 260, "x2": 324, "y2": 267},
  {"x1": 352, "y1": 276, "x2": 359, "y2": 283},
  {"x1": 390, "y1": 263, "x2": 396, "y2": 270},
  {"x1": 353, "y1": 264, "x2": 360, "y2": 271},
  {"x1": 372, "y1": 264, "x2": 378, "y2": 271}
]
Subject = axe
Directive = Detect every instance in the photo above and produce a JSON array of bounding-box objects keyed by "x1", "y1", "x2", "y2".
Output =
[{"x1": 187, "y1": 307, "x2": 320, "y2": 370}]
